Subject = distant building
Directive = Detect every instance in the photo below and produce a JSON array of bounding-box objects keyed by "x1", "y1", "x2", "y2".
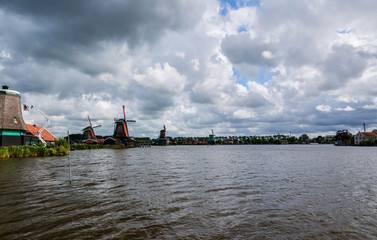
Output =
[{"x1": 354, "y1": 130, "x2": 377, "y2": 145}]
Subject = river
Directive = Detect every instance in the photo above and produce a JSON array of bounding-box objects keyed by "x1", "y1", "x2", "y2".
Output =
[{"x1": 1, "y1": 145, "x2": 377, "y2": 239}]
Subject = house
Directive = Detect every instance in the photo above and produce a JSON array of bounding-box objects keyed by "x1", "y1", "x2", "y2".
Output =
[
  {"x1": 354, "y1": 130, "x2": 377, "y2": 145},
  {"x1": 26, "y1": 124, "x2": 57, "y2": 145}
]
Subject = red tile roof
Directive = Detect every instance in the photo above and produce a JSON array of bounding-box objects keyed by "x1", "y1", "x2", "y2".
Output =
[
  {"x1": 26, "y1": 124, "x2": 57, "y2": 142},
  {"x1": 361, "y1": 132, "x2": 377, "y2": 137}
]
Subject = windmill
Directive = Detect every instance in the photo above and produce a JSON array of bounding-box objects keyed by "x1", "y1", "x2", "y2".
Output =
[
  {"x1": 209, "y1": 129, "x2": 215, "y2": 145},
  {"x1": 157, "y1": 125, "x2": 169, "y2": 145},
  {"x1": 159, "y1": 125, "x2": 167, "y2": 139},
  {"x1": 0, "y1": 85, "x2": 28, "y2": 146},
  {"x1": 113, "y1": 105, "x2": 136, "y2": 144},
  {"x1": 82, "y1": 116, "x2": 101, "y2": 142}
]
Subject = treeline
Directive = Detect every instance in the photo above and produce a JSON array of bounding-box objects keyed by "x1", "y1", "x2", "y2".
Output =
[{"x1": 132, "y1": 134, "x2": 335, "y2": 145}]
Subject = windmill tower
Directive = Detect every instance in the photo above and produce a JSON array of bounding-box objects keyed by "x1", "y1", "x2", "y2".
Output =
[
  {"x1": 82, "y1": 116, "x2": 101, "y2": 143},
  {"x1": 209, "y1": 129, "x2": 215, "y2": 145},
  {"x1": 157, "y1": 125, "x2": 168, "y2": 145},
  {"x1": 159, "y1": 125, "x2": 167, "y2": 139},
  {"x1": 113, "y1": 105, "x2": 136, "y2": 144},
  {"x1": 0, "y1": 85, "x2": 28, "y2": 146}
]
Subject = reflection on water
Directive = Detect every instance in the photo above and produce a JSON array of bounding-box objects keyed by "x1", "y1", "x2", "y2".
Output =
[{"x1": 1, "y1": 145, "x2": 377, "y2": 239}]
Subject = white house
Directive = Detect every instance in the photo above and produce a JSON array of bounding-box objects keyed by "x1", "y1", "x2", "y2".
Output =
[{"x1": 354, "y1": 129, "x2": 377, "y2": 145}]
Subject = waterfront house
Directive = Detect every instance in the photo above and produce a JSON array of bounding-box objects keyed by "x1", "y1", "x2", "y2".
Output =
[
  {"x1": 25, "y1": 124, "x2": 57, "y2": 145},
  {"x1": 354, "y1": 130, "x2": 377, "y2": 145}
]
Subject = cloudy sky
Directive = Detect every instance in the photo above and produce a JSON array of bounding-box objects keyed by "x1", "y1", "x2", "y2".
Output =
[{"x1": 1, "y1": 0, "x2": 377, "y2": 138}]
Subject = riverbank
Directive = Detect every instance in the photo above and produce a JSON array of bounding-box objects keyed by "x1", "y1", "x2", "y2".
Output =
[
  {"x1": 70, "y1": 144, "x2": 137, "y2": 150},
  {"x1": 0, "y1": 145, "x2": 69, "y2": 159},
  {"x1": 0, "y1": 143, "x2": 139, "y2": 159}
]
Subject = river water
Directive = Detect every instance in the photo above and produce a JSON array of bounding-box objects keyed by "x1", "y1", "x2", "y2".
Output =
[{"x1": 1, "y1": 145, "x2": 377, "y2": 239}]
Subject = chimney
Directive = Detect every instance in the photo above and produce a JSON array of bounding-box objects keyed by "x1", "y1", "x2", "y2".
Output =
[{"x1": 363, "y1": 123, "x2": 366, "y2": 132}]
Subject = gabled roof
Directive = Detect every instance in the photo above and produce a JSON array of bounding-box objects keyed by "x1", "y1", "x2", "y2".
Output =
[
  {"x1": 26, "y1": 124, "x2": 57, "y2": 142},
  {"x1": 360, "y1": 132, "x2": 377, "y2": 137}
]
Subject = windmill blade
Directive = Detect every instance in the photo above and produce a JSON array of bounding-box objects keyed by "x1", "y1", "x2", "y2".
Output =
[
  {"x1": 88, "y1": 116, "x2": 93, "y2": 128},
  {"x1": 92, "y1": 125, "x2": 101, "y2": 128},
  {"x1": 127, "y1": 120, "x2": 136, "y2": 123},
  {"x1": 123, "y1": 105, "x2": 126, "y2": 120}
]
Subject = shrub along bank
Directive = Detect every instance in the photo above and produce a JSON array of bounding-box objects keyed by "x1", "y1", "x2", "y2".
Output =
[
  {"x1": 0, "y1": 145, "x2": 69, "y2": 159},
  {"x1": 0, "y1": 138, "x2": 69, "y2": 159}
]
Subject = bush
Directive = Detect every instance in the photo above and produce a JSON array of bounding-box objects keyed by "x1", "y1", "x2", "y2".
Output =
[
  {"x1": 0, "y1": 144, "x2": 70, "y2": 159},
  {"x1": 359, "y1": 139, "x2": 376, "y2": 146}
]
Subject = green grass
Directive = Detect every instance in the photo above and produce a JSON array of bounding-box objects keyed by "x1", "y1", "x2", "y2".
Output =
[
  {"x1": 0, "y1": 139, "x2": 136, "y2": 159},
  {"x1": 0, "y1": 145, "x2": 69, "y2": 159}
]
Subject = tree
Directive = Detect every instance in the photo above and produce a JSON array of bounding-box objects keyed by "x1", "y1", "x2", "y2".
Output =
[
  {"x1": 335, "y1": 130, "x2": 352, "y2": 146},
  {"x1": 299, "y1": 134, "x2": 309, "y2": 143},
  {"x1": 287, "y1": 136, "x2": 297, "y2": 144}
]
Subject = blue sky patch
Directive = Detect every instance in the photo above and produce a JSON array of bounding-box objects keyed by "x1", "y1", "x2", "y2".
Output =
[
  {"x1": 219, "y1": 0, "x2": 260, "y2": 16},
  {"x1": 337, "y1": 29, "x2": 354, "y2": 34},
  {"x1": 233, "y1": 67, "x2": 248, "y2": 87},
  {"x1": 257, "y1": 68, "x2": 272, "y2": 84},
  {"x1": 237, "y1": 25, "x2": 248, "y2": 33}
]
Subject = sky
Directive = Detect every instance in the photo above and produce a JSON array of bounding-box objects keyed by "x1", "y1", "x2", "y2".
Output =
[{"x1": 1, "y1": 0, "x2": 377, "y2": 138}]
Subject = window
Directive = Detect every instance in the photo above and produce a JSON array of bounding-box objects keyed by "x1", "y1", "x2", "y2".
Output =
[{"x1": 14, "y1": 117, "x2": 17, "y2": 124}]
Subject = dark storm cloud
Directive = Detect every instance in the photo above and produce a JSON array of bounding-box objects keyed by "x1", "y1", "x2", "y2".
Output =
[
  {"x1": 320, "y1": 44, "x2": 367, "y2": 90},
  {"x1": 0, "y1": 0, "x2": 205, "y2": 68},
  {"x1": 1, "y1": 0, "x2": 203, "y2": 46},
  {"x1": 221, "y1": 33, "x2": 277, "y2": 67}
]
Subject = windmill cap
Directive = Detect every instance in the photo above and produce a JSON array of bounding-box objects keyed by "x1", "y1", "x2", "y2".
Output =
[{"x1": 0, "y1": 86, "x2": 21, "y2": 97}]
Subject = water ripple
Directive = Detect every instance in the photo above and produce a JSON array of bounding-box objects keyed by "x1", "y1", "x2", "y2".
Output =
[{"x1": 1, "y1": 145, "x2": 377, "y2": 239}]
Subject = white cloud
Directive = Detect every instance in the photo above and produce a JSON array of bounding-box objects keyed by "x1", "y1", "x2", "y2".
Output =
[
  {"x1": 175, "y1": 52, "x2": 186, "y2": 58},
  {"x1": 261, "y1": 50, "x2": 274, "y2": 59},
  {"x1": 0, "y1": 50, "x2": 11, "y2": 59},
  {"x1": 335, "y1": 106, "x2": 355, "y2": 111},
  {"x1": 233, "y1": 109, "x2": 254, "y2": 119},
  {"x1": 133, "y1": 63, "x2": 187, "y2": 95},
  {"x1": 316, "y1": 104, "x2": 332, "y2": 112},
  {"x1": 189, "y1": 58, "x2": 200, "y2": 71}
]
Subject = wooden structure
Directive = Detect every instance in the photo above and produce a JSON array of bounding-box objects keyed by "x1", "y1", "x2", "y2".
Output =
[
  {"x1": 209, "y1": 129, "x2": 215, "y2": 145},
  {"x1": 157, "y1": 125, "x2": 168, "y2": 145},
  {"x1": 82, "y1": 116, "x2": 101, "y2": 144},
  {"x1": 105, "y1": 105, "x2": 136, "y2": 145},
  {"x1": 0, "y1": 85, "x2": 29, "y2": 146}
]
